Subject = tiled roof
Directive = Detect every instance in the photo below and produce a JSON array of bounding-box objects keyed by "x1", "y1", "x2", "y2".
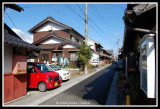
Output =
[
  {"x1": 4, "y1": 29, "x2": 41, "y2": 51},
  {"x1": 105, "y1": 49, "x2": 113, "y2": 55}
]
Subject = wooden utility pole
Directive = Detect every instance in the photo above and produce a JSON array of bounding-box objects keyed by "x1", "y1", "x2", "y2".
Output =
[
  {"x1": 85, "y1": 3, "x2": 88, "y2": 45},
  {"x1": 113, "y1": 32, "x2": 120, "y2": 54},
  {"x1": 85, "y1": 3, "x2": 88, "y2": 74}
]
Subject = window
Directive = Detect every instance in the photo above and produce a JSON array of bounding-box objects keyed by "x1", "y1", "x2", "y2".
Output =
[
  {"x1": 70, "y1": 36, "x2": 72, "y2": 40},
  {"x1": 70, "y1": 53, "x2": 78, "y2": 61},
  {"x1": 27, "y1": 64, "x2": 36, "y2": 73},
  {"x1": 35, "y1": 63, "x2": 52, "y2": 73},
  {"x1": 139, "y1": 34, "x2": 155, "y2": 98},
  {"x1": 76, "y1": 38, "x2": 79, "y2": 43},
  {"x1": 41, "y1": 54, "x2": 48, "y2": 61},
  {"x1": 141, "y1": 40, "x2": 147, "y2": 93},
  {"x1": 96, "y1": 47, "x2": 100, "y2": 51}
]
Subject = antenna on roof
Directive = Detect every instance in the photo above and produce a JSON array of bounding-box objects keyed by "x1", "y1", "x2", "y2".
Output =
[{"x1": 47, "y1": 15, "x2": 55, "y2": 20}]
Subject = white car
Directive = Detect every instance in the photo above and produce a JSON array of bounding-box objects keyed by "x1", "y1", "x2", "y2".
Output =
[{"x1": 47, "y1": 64, "x2": 70, "y2": 81}]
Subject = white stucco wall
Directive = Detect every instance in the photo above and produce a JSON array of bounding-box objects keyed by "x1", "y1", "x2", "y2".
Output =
[
  {"x1": 90, "y1": 53, "x2": 99, "y2": 65},
  {"x1": 63, "y1": 44, "x2": 78, "y2": 48},
  {"x1": 35, "y1": 22, "x2": 66, "y2": 32},
  {"x1": 4, "y1": 46, "x2": 13, "y2": 73},
  {"x1": 87, "y1": 39, "x2": 95, "y2": 50},
  {"x1": 40, "y1": 37, "x2": 63, "y2": 44}
]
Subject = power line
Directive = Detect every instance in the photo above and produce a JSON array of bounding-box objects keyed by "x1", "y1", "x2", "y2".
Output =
[
  {"x1": 65, "y1": 4, "x2": 115, "y2": 47},
  {"x1": 5, "y1": 11, "x2": 19, "y2": 30},
  {"x1": 5, "y1": 11, "x2": 32, "y2": 42},
  {"x1": 90, "y1": 5, "x2": 118, "y2": 42},
  {"x1": 88, "y1": 17, "x2": 115, "y2": 46},
  {"x1": 77, "y1": 4, "x2": 85, "y2": 16},
  {"x1": 76, "y1": 4, "x2": 115, "y2": 46},
  {"x1": 65, "y1": 4, "x2": 85, "y2": 22},
  {"x1": 76, "y1": 5, "x2": 115, "y2": 46}
]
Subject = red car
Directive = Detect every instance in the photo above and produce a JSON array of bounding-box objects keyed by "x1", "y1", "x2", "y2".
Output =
[{"x1": 27, "y1": 62, "x2": 62, "y2": 92}]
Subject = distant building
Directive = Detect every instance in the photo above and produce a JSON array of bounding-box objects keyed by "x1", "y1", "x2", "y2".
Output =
[
  {"x1": 87, "y1": 38, "x2": 101, "y2": 66},
  {"x1": 105, "y1": 49, "x2": 114, "y2": 61},
  {"x1": 87, "y1": 38, "x2": 112, "y2": 66}
]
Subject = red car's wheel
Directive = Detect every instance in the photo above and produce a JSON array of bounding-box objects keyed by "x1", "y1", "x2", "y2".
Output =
[{"x1": 38, "y1": 82, "x2": 47, "y2": 92}]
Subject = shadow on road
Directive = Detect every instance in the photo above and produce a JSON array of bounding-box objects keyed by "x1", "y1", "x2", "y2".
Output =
[{"x1": 82, "y1": 65, "x2": 115, "y2": 105}]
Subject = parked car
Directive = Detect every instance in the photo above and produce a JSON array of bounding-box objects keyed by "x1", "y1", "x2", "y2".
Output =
[
  {"x1": 47, "y1": 64, "x2": 70, "y2": 81},
  {"x1": 115, "y1": 60, "x2": 124, "y2": 70},
  {"x1": 27, "y1": 62, "x2": 62, "y2": 92}
]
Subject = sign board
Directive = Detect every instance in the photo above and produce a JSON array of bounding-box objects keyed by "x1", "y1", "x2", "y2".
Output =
[{"x1": 12, "y1": 55, "x2": 27, "y2": 75}]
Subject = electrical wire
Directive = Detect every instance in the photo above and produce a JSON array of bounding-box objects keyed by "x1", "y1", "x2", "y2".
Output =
[
  {"x1": 75, "y1": 4, "x2": 116, "y2": 46},
  {"x1": 90, "y1": 5, "x2": 119, "y2": 42},
  {"x1": 5, "y1": 11, "x2": 19, "y2": 30},
  {"x1": 65, "y1": 4, "x2": 85, "y2": 22}
]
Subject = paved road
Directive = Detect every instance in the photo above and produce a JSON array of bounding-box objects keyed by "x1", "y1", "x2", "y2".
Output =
[{"x1": 40, "y1": 64, "x2": 115, "y2": 105}]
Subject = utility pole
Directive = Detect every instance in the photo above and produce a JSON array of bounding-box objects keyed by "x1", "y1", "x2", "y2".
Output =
[
  {"x1": 85, "y1": 3, "x2": 88, "y2": 45},
  {"x1": 85, "y1": 3, "x2": 88, "y2": 74},
  {"x1": 113, "y1": 32, "x2": 120, "y2": 55}
]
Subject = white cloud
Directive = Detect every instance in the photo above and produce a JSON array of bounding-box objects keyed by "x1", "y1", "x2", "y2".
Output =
[{"x1": 12, "y1": 28, "x2": 33, "y2": 44}]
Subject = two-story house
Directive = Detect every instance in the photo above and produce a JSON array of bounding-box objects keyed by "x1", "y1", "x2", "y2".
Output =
[
  {"x1": 99, "y1": 48, "x2": 112, "y2": 65},
  {"x1": 28, "y1": 16, "x2": 85, "y2": 65}
]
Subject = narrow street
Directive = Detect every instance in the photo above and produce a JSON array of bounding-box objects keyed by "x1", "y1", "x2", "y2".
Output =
[{"x1": 40, "y1": 64, "x2": 115, "y2": 105}]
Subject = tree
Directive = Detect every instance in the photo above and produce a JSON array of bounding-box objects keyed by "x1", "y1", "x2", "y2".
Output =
[{"x1": 76, "y1": 41, "x2": 92, "y2": 74}]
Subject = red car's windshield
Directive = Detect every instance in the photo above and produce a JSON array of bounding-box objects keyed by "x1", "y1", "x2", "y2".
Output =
[{"x1": 35, "y1": 63, "x2": 52, "y2": 73}]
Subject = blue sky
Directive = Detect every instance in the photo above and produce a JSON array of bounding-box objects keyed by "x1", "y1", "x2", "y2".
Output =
[{"x1": 4, "y1": 3, "x2": 127, "y2": 56}]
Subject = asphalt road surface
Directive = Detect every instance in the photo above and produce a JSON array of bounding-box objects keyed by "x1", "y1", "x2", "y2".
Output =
[{"x1": 40, "y1": 64, "x2": 115, "y2": 105}]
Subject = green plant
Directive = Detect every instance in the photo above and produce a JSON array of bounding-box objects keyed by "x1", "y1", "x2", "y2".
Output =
[
  {"x1": 88, "y1": 64, "x2": 96, "y2": 70},
  {"x1": 76, "y1": 41, "x2": 92, "y2": 72},
  {"x1": 69, "y1": 63, "x2": 78, "y2": 69}
]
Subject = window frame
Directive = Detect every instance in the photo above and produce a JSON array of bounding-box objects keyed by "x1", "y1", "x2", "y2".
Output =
[
  {"x1": 70, "y1": 53, "x2": 78, "y2": 61},
  {"x1": 139, "y1": 34, "x2": 156, "y2": 98},
  {"x1": 41, "y1": 54, "x2": 48, "y2": 61}
]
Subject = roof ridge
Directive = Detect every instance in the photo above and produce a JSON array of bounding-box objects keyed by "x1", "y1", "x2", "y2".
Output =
[{"x1": 28, "y1": 16, "x2": 71, "y2": 33}]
